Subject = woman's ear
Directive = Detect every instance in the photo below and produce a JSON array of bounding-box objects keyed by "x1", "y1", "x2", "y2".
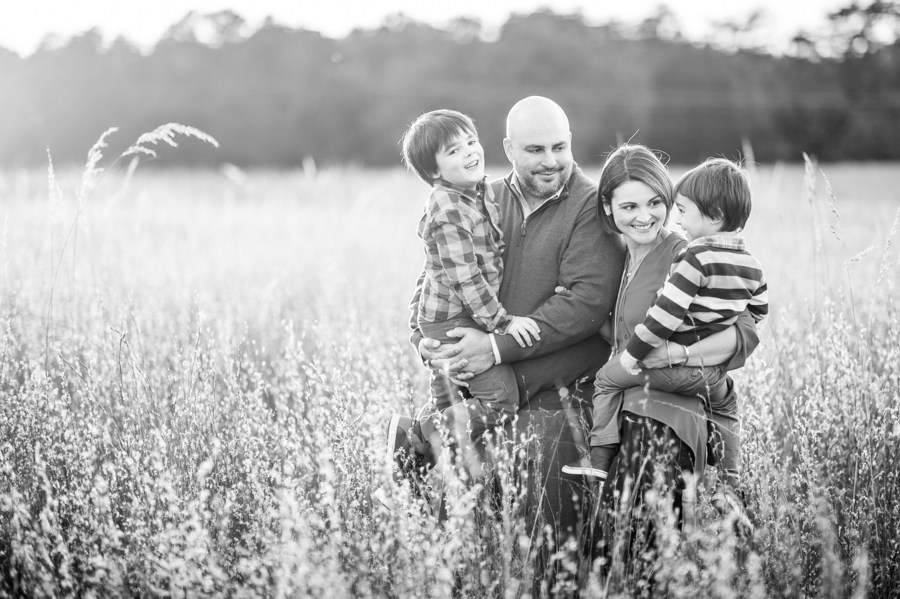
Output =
[{"x1": 602, "y1": 201, "x2": 612, "y2": 216}]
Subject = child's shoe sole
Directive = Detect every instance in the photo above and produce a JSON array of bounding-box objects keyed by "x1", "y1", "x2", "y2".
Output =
[
  {"x1": 711, "y1": 489, "x2": 754, "y2": 533},
  {"x1": 372, "y1": 484, "x2": 395, "y2": 510},
  {"x1": 561, "y1": 455, "x2": 608, "y2": 480}
]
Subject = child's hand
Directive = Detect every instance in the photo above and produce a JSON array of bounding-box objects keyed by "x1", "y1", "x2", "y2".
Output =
[
  {"x1": 620, "y1": 351, "x2": 641, "y2": 375},
  {"x1": 507, "y1": 316, "x2": 541, "y2": 348}
]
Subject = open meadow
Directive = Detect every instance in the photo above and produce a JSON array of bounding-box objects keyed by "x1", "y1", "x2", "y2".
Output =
[{"x1": 0, "y1": 150, "x2": 899, "y2": 597}]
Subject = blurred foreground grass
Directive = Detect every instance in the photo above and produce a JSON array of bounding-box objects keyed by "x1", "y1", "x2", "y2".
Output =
[{"x1": 0, "y1": 159, "x2": 898, "y2": 597}]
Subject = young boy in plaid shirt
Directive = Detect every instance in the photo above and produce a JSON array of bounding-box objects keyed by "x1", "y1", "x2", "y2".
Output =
[{"x1": 385, "y1": 109, "x2": 540, "y2": 482}]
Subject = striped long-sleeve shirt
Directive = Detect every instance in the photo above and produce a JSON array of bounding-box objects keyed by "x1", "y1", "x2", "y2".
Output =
[
  {"x1": 408, "y1": 178, "x2": 513, "y2": 337},
  {"x1": 625, "y1": 235, "x2": 768, "y2": 361}
]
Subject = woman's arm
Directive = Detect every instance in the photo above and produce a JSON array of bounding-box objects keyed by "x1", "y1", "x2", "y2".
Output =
[{"x1": 641, "y1": 310, "x2": 759, "y2": 370}]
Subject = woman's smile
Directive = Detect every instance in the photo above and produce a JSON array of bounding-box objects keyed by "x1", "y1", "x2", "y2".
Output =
[{"x1": 608, "y1": 180, "x2": 668, "y2": 249}]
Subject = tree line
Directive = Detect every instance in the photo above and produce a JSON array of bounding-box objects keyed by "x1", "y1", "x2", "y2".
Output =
[{"x1": 1, "y1": 3, "x2": 899, "y2": 168}]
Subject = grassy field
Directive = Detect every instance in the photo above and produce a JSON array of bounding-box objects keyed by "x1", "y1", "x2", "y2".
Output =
[{"x1": 0, "y1": 143, "x2": 898, "y2": 597}]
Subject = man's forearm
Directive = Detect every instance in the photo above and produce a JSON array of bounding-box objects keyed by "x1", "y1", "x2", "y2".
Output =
[
  {"x1": 493, "y1": 302, "x2": 603, "y2": 363},
  {"x1": 494, "y1": 207, "x2": 624, "y2": 364}
]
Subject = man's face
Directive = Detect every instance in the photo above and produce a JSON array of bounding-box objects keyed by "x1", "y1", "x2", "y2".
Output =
[{"x1": 504, "y1": 126, "x2": 573, "y2": 201}]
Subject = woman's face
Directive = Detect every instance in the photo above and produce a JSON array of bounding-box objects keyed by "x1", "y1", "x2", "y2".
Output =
[{"x1": 607, "y1": 180, "x2": 668, "y2": 249}]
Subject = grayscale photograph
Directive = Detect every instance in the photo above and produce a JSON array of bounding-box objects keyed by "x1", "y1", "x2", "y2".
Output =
[{"x1": 1, "y1": 0, "x2": 899, "y2": 596}]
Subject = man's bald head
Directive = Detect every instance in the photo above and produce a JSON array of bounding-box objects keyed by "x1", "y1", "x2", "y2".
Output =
[
  {"x1": 505, "y1": 96, "x2": 570, "y2": 140},
  {"x1": 503, "y1": 97, "x2": 574, "y2": 202}
]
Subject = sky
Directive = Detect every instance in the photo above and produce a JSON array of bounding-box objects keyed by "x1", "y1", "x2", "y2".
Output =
[{"x1": 1, "y1": 0, "x2": 850, "y2": 56}]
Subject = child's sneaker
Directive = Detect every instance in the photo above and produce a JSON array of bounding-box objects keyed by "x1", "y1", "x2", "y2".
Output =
[
  {"x1": 385, "y1": 414, "x2": 422, "y2": 478},
  {"x1": 374, "y1": 414, "x2": 432, "y2": 512},
  {"x1": 711, "y1": 483, "x2": 753, "y2": 534},
  {"x1": 561, "y1": 446, "x2": 611, "y2": 480}
]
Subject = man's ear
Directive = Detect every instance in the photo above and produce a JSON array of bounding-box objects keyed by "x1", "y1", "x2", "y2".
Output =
[{"x1": 503, "y1": 138, "x2": 514, "y2": 164}]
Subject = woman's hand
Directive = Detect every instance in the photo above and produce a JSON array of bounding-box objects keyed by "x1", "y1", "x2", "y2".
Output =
[
  {"x1": 642, "y1": 342, "x2": 684, "y2": 369},
  {"x1": 641, "y1": 328, "x2": 740, "y2": 370},
  {"x1": 680, "y1": 328, "x2": 738, "y2": 368}
]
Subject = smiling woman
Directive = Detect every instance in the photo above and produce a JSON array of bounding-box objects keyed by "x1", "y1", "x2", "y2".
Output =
[
  {"x1": 572, "y1": 145, "x2": 760, "y2": 575},
  {"x1": 597, "y1": 146, "x2": 674, "y2": 253},
  {"x1": 607, "y1": 181, "x2": 670, "y2": 253}
]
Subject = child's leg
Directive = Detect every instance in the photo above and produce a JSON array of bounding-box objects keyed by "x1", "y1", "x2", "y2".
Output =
[
  {"x1": 591, "y1": 353, "x2": 645, "y2": 447},
  {"x1": 707, "y1": 380, "x2": 741, "y2": 490},
  {"x1": 449, "y1": 363, "x2": 518, "y2": 445},
  {"x1": 416, "y1": 318, "x2": 519, "y2": 471},
  {"x1": 637, "y1": 364, "x2": 738, "y2": 484},
  {"x1": 562, "y1": 354, "x2": 643, "y2": 479},
  {"x1": 434, "y1": 363, "x2": 517, "y2": 481},
  {"x1": 635, "y1": 364, "x2": 728, "y2": 400},
  {"x1": 412, "y1": 318, "x2": 478, "y2": 469},
  {"x1": 588, "y1": 353, "x2": 650, "y2": 474},
  {"x1": 631, "y1": 363, "x2": 738, "y2": 484}
]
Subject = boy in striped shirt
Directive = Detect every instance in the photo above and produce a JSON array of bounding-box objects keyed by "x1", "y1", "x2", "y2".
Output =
[{"x1": 581, "y1": 158, "x2": 767, "y2": 487}]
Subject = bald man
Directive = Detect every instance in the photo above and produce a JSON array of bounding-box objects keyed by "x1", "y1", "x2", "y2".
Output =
[{"x1": 413, "y1": 96, "x2": 627, "y2": 590}]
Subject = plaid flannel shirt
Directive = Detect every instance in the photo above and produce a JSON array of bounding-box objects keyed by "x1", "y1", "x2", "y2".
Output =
[{"x1": 409, "y1": 178, "x2": 513, "y2": 338}]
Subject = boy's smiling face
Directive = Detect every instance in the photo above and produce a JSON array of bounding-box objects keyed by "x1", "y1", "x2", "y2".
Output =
[
  {"x1": 675, "y1": 193, "x2": 722, "y2": 241},
  {"x1": 434, "y1": 129, "x2": 484, "y2": 190}
]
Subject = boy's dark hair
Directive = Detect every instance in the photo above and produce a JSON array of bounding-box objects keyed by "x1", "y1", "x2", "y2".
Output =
[
  {"x1": 400, "y1": 110, "x2": 477, "y2": 185},
  {"x1": 596, "y1": 144, "x2": 674, "y2": 235},
  {"x1": 674, "y1": 158, "x2": 752, "y2": 232}
]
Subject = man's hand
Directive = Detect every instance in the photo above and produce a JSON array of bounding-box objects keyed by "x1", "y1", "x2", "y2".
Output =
[
  {"x1": 443, "y1": 327, "x2": 494, "y2": 380},
  {"x1": 417, "y1": 336, "x2": 463, "y2": 365},
  {"x1": 418, "y1": 328, "x2": 495, "y2": 387}
]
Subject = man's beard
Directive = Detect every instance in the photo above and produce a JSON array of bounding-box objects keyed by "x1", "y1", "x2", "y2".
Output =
[{"x1": 519, "y1": 164, "x2": 572, "y2": 200}]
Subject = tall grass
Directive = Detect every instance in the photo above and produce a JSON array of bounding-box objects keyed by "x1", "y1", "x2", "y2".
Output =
[{"x1": 0, "y1": 130, "x2": 898, "y2": 597}]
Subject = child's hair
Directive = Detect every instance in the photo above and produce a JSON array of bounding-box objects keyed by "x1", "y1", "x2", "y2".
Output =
[
  {"x1": 674, "y1": 158, "x2": 752, "y2": 232},
  {"x1": 400, "y1": 110, "x2": 477, "y2": 185},
  {"x1": 597, "y1": 144, "x2": 674, "y2": 234}
]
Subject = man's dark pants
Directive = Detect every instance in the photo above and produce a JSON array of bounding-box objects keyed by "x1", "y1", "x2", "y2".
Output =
[{"x1": 515, "y1": 381, "x2": 595, "y2": 598}]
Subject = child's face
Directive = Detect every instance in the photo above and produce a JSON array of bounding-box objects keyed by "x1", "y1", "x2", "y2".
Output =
[
  {"x1": 434, "y1": 129, "x2": 484, "y2": 190},
  {"x1": 675, "y1": 193, "x2": 722, "y2": 241}
]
